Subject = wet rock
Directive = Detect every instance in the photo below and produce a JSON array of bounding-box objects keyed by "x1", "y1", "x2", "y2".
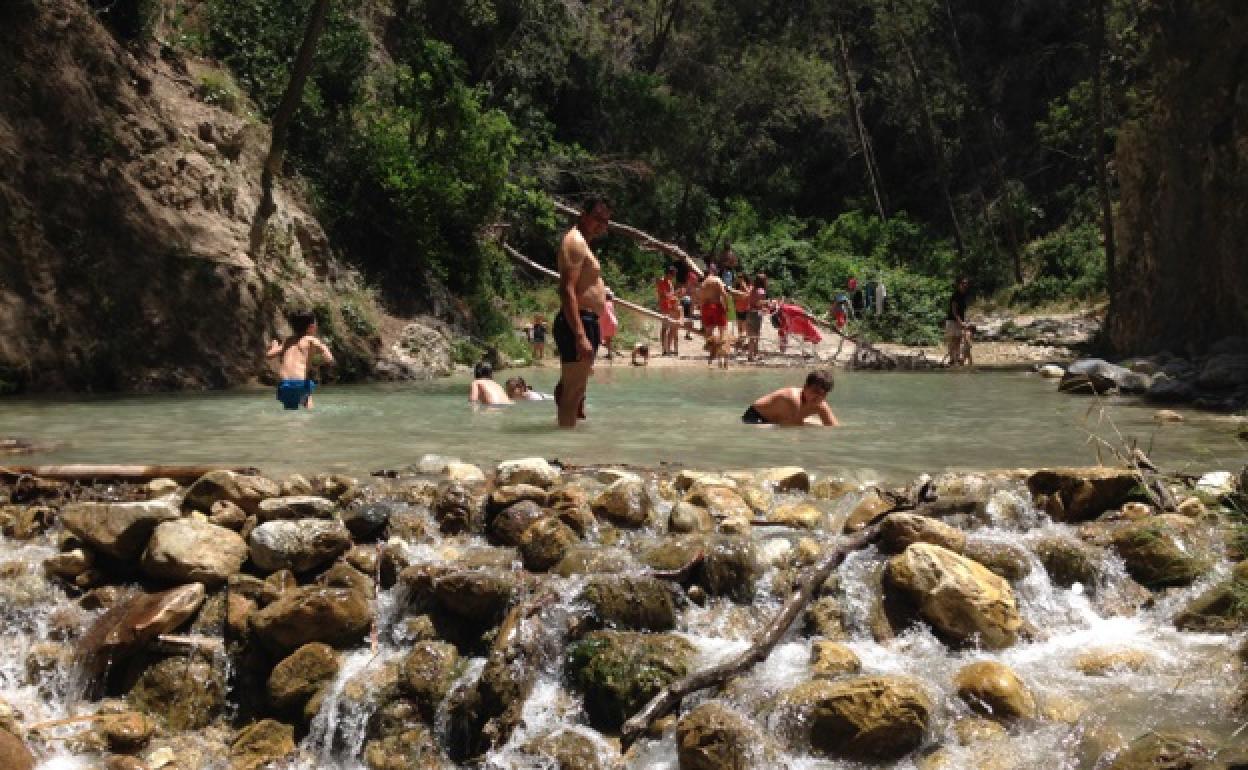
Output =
[
  {"x1": 767, "y1": 502, "x2": 824, "y2": 530},
  {"x1": 248, "y1": 519, "x2": 351, "y2": 574},
  {"x1": 1176, "y1": 496, "x2": 1208, "y2": 518},
  {"x1": 78, "y1": 584, "x2": 206, "y2": 675},
  {"x1": 431, "y1": 570, "x2": 518, "y2": 623},
  {"x1": 953, "y1": 661, "x2": 1035, "y2": 721},
  {"x1": 1038, "y1": 364, "x2": 1065, "y2": 379},
  {"x1": 755, "y1": 467, "x2": 812, "y2": 492},
  {"x1": 267, "y1": 642, "x2": 339, "y2": 711},
  {"x1": 0, "y1": 729, "x2": 34, "y2": 770},
  {"x1": 488, "y1": 500, "x2": 546, "y2": 546},
  {"x1": 845, "y1": 487, "x2": 894, "y2": 531},
  {"x1": 583, "y1": 576, "x2": 676, "y2": 631},
  {"x1": 141, "y1": 518, "x2": 246, "y2": 586},
  {"x1": 496, "y1": 458, "x2": 560, "y2": 488},
  {"x1": 433, "y1": 482, "x2": 482, "y2": 534},
  {"x1": 954, "y1": 717, "x2": 1008, "y2": 745},
  {"x1": 44, "y1": 547, "x2": 95, "y2": 579},
  {"x1": 486, "y1": 484, "x2": 549, "y2": 515},
  {"x1": 883, "y1": 543, "x2": 1022, "y2": 649},
  {"x1": 1106, "y1": 730, "x2": 1220, "y2": 770},
  {"x1": 703, "y1": 535, "x2": 760, "y2": 602},
  {"x1": 960, "y1": 540, "x2": 1032, "y2": 582},
  {"x1": 229, "y1": 719, "x2": 294, "y2": 770},
  {"x1": 97, "y1": 711, "x2": 155, "y2": 752},
  {"x1": 1031, "y1": 536, "x2": 1104, "y2": 588},
  {"x1": 592, "y1": 479, "x2": 650, "y2": 528},
  {"x1": 279, "y1": 474, "x2": 316, "y2": 497},
  {"x1": 250, "y1": 586, "x2": 371, "y2": 654},
  {"x1": 208, "y1": 500, "x2": 248, "y2": 530},
  {"x1": 103, "y1": 756, "x2": 148, "y2": 770},
  {"x1": 566, "y1": 631, "x2": 696, "y2": 730},
  {"x1": 778, "y1": 676, "x2": 932, "y2": 761},
  {"x1": 805, "y1": 596, "x2": 849, "y2": 639},
  {"x1": 686, "y1": 486, "x2": 752, "y2": 522},
  {"x1": 341, "y1": 499, "x2": 397, "y2": 538},
  {"x1": 522, "y1": 729, "x2": 605, "y2": 770},
  {"x1": 669, "y1": 502, "x2": 714, "y2": 533},
  {"x1": 811, "y1": 640, "x2": 861, "y2": 678},
  {"x1": 519, "y1": 516, "x2": 579, "y2": 572},
  {"x1": 184, "y1": 471, "x2": 280, "y2": 516},
  {"x1": 345, "y1": 545, "x2": 380, "y2": 576},
  {"x1": 128, "y1": 656, "x2": 225, "y2": 729},
  {"x1": 878, "y1": 513, "x2": 966, "y2": 554},
  {"x1": 1110, "y1": 515, "x2": 1211, "y2": 589},
  {"x1": 812, "y1": 478, "x2": 858, "y2": 500},
  {"x1": 363, "y1": 726, "x2": 442, "y2": 770},
  {"x1": 1026, "y1": 467, "x2": 1141, "y2": 522},
  {"x1": 1174, "y1": 575, "x2": 1248, "y2": 632},
  {"x1": 675, "y1": 471, "x2": 737, "y2": 492},
  {"x1": 399, "y1": 641, "x2": 459, "y2": 719},
  {"x1": 61, "y1": 500, "x2": 181, "y2": 559},
  {"x1": 445, "y1": 462, "x2": 486, "y2": 484},
  {"x1": 677, "y1": 702, "x2": 771, "y2": 770},
  {"x1": 641, "y1": 537, "x2": 707, "y2": 573},
  {"x1": 256, "y1": 495, "x2": 334, "y2": 522},
  {"x1": 553, "y1": 546, "x2": 633, "y2": 576},
  {"x1": 1196, "y1": 471, "x2": 1236, "y2": 500},
  {"x1": 1073, "y1": 648, "x2": 1153, "y2": 676}
]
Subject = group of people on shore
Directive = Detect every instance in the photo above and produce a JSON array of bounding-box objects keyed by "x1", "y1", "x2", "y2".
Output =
[{"x1": 655, "y1": 254, "x2": 773, "y2": 365}]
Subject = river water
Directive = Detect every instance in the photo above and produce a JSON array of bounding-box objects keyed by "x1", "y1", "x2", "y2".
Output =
[{"x1": 3, "y1": 369, "x2": 1240, "y2": 480}]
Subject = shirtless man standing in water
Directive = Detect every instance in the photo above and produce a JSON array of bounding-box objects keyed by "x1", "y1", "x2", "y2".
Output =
[
  {"x1": 553, "y1": 198, "x2": 611, "y2": 427},
  {"x1": 266, "y1": 311, "x2": 335, "y2": 409}
]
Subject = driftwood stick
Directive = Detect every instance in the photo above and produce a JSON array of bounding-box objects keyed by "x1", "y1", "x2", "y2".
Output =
[
  {"x1": 0, "y1": 464, "x2": 258, "y2": 483},
  {"x1": 152, "y1": 633, "x2": 224, "y2": 655},
  {"x1": 618, "y1": 525, "x2": 881, "y2": 749}
]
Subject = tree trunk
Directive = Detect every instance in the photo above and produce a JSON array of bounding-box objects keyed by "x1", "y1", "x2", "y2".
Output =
[
  {"x1": 251, "y1": 0, "x2": 332, "y2": 253},
  {"x1": 644, "y1": 0, "x2": 683, "y2": 74},
  {"x1": 836, "y1": 25, "x2": 888, "y2": 220},
  {"x1": 1093, "y1": 0, "x2": 1117, "y2": 296}
]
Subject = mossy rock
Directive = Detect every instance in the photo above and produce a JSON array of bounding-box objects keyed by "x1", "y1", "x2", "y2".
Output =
[
  {"x1": 1174, "y1": 577, "x2": 1248, "y2": 632},
  {"x1": 127, "y1": 656, "x2": 225, "y2": 730},
  {"x1": 1031, "y1": 536, "x2": 1105, "y2": 588},
  {"x1": 1110, "y1": 517, "x2": 1212, "y2": 589},
  {"x1": 565, "y1": 631, "x2": 696, "y2": 731},
  {"x1": 582, "y1": 576, "x2": 675, "y2": 632}
]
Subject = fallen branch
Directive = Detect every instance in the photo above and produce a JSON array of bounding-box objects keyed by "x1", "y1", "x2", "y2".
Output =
[
  {"x1": 152, "y1": 633, "x2": 224, "y2": 655},
  {"x1": 552, "y1": 200, "x2": 704, "y2": 279},
  {"x1": 618, "y1": 524, "x2": 882, "y2": 749},
  {"x1": 503, "y1": 244, "x2": 669, "y2": 324},
  {"x1": 0, "y1": 464, "x2": 258, "y2": 483}
]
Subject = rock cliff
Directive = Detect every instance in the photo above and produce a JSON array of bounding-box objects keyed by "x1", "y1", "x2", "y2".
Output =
[
  {"x1": 0, "y1": 0, "x2": 383, "y2": 391},
  {"x1": 1108, "y1": 0, "x2": 1248, "y2": 354}
]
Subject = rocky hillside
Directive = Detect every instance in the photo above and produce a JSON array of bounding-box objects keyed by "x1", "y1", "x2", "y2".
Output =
[
  {"x1": 0, "y1": 0, "x2": 389, "y2": 392},
  {"x1": 1108, "y1": 0, "x2": 1248, "y2": 354}
]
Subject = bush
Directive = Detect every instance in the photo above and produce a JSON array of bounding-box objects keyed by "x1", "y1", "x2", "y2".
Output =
[{"x1": 1010, "y1": 223, "x2": 1106, "y2": 306}]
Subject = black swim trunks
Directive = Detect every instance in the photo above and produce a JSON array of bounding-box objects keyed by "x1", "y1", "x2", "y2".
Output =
[
  {"x1": 742, "y1": 405, "x2": 770, "y2": 424},
  {"x1": 553, "y1": 310, "x2": 601, "y2": 363}
]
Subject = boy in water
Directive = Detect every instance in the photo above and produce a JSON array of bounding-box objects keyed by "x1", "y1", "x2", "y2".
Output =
[
  {"x1": 469, "y1": 362, "x2": 512, "y2": 405},
  {"x1": 530, "y1": 315, "x2": 547, "y2": 364},
  {"x1": 742, "y1": 370, "x2": 839, "y2": 426},
  {"x1": 266, "y1": 311, "x2": 335, "y2": 410}
]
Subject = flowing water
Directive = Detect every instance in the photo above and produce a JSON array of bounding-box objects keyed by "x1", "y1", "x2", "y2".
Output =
[
  {"x1": 3, "y1": 369, "x2": 1242, "y2": 480},
  {"x1": 1, "y1": 370, "x2": 1245, "y2": 769}
]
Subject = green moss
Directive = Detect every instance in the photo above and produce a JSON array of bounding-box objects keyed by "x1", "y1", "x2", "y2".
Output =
[{"x1": 565, "y1": 632, "x2": 694, "y2": 731}]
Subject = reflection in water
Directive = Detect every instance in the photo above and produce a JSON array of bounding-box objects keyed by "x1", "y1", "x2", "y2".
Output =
[{"x1": 3, "y1": 369, "x2": 1239, "y2": 480}]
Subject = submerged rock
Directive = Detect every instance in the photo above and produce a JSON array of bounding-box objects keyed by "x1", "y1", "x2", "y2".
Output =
[
  {"x1": 767, "y1": 501, "x2": 823, "y2": 529},
  {"x1": 128, "y1": 655, "x2": 226, "y2": 729},
  {"x1": 248, "y1": 519, "x2": 351, "y2": 574},
  {"x1": 845, "y1": 487, "x2": 894, "y2": 531},
  {"x1": 61, "y1": 500, "x2": 180, "y2": 559},
  {"x1": 521, "y1": 729, "x2": 605, "y2": 770},
  {"x1": 669, "y1": 502, "x2": 714, "y2": 533},
  {"x1": 1106, "y1": 730, "x2": 1219, "y2": 770},
  {"x1": 519, "y1": 516, "x2": 579, "y2": 572},
  {"x1": 1026, "y1": 467, "x2": 1141, "y2": 522},
  {"x1": 1174, "y1": 575, "x2": 1248, "y2": 632},
  {"x1": 363, "y1": 725, "x2": 443, "y2": 770},
  {"x1": 566, "y1": 631, "x2": 696, "y2": 731},
  {"x1": 229, "y1": 719, "x2": 295, "y2": 770},
  {"x1": 703, "y1": 535, "x2": 760, "y2": 602},
  {"x1": 582, "y1": 576, "x2": 676, "y2": 632},
  {"x1": 953, "y1": 661, "x2": 1035, "y2": 721},
  {"x1": 1073, "y1": 648, "x2": 1154, "y2": 676},
  {"x1": 677, "y1": 702, "x2": 772, "y2": 770},
  {"x1": 141, "y1": 518, "x2": 246, "y2": 586},
  {"x1": 184, "y1": 470, "x2": 280, "y2": 516},
  {"x1": 777, "y1": 676, "x2": 932, "y2": 761},
  {"x1": 883, "y1": 543, "x2": 1022, "y2": 649},
  {"x1": 1031, "y1": 536, "x2": 1105, "y2": 588}
]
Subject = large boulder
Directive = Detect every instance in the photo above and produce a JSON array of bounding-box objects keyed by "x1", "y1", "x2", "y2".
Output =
[
  {"x1": 777, "y1": 676, "x2": 932, "y2": 761},
  {"x1": 1059, "y1": 359, "x2": 1152, "y2": 395},
  {"x1": 267, "y1": 642, "x2": 339, "y2": 711},
  {"x1": 78, "y1": 583, "x2": 205, "y2": 675},
  {"x1": 883, "y1": 544, "x2": 1023, "y2": 649},
  {"x1": 488, "y1": 500, "x2": 547, "y2": 546},
  {"x1": 1026, "y1": 468, "x2": 1141, "y2": 522},
  {"x1": 250, "y1": 586, "x2": 371, "y2": 654},
  {"x1": 952, "y1": 661, "x2": 1035, "y2": 721},
  {"x1": 61, "y1": 500, "x2": 180, "y2": 559},
  {"x1": 431, "y1": 569, "x2": 519, "y2": 623},
  {"x1": 1110, "y1": 515, "x2": 1212, "y2": 589},
  {"x1": 399, "y1": 641, "x2": 459, "y2": 719},
  {"x1": 519, "y1": 516, "x2": 579, "y2": 572},
  {"x1": 677, "y1": 702, "x2": 771, "y2": 770},
  {"x1": 141, "y1": 518, "x2": 247, "y2": 586},
  {"x1": 878, "y1": 513, "x2": 966, "y2": 554},
  {"x1": 248, "y1": 519, "x2": 352, "y2": 574},
  {"x1": 229, "y1": 719, "x2": 295, "y2": 770},
  {"x1": 592, "y1": 479, "x2": 649, "y2": 528},
  {"x1": 496, "y1": 458, "x2": 561, "y2": 489},
  {"x1": 582, "y1": 576, "x2": 676, "y2": 631},
  {"x1": 0, "y1": 729, "x2": 34, "y2": 770},
  {"x1": 128, "y1": 655, "x2": 226, "y2": 729},
  {"x1": 184, "y1": 471, "x2": 280, "y2": 516},
  {"x1": 566, "y1": 631, "x2": 696, "y2": 730}
]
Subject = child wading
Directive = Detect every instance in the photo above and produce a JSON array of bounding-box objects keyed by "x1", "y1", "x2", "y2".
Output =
[{"x1": 267, "y1": 311, "x2": 335, "y2": 409}]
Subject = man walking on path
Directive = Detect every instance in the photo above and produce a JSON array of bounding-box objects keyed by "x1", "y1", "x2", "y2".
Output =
[
  {"x1": 945, "y1": 276, "x2": 971, "y2": 366},
  {"x1": 553, "y1": 198, "x2": 611, "y2": 427}
]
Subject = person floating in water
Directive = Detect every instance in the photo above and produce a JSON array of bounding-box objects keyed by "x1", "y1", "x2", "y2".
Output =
[
  {"x1": 266, "y1": 311, "x2": 334, "y2": 410},
  {"x1": 469, "y1": 361, "x2": 512, "y2": 405},
  {"x1": 553, "y1": 197, "x2": 611, "y2": 427},
  {"x1": 742, "y1": 370, "x2": 839, "y2": 426}
]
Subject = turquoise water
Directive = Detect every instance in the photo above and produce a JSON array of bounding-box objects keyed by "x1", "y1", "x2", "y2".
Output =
[{"x1": 2, "y1": 368, "x2": 1241, "y2": 480}]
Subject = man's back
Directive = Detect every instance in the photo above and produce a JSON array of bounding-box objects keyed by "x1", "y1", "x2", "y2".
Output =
[
  {"x1": 470, "y1": 378, "x2": 511, "y2": 405},
  {"x1": 277, "y1": 336, "x2": 315, "y2": 380}
]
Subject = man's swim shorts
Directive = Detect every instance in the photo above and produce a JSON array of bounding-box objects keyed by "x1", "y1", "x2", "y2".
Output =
[
  {"x1": 276, "y1": 379, "x2": 315, "y2": 410},
  {"x1": 741, "y1": 405, "x2": 770, "y2": 424},
  {"x1": 553, "y1": 310, "x2": 601, "y2": 363},
  {"x1": 701, "y1": 302, "x2": 727, "y2": 329}
]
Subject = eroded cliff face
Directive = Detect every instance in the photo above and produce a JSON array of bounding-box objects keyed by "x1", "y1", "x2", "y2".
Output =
[
  {"x1": 0, "y1": 0, "x2": 381, "y2": 391},
  {"x1": 1108, "y1": 0, "x2": 1248, "y2": 354}
]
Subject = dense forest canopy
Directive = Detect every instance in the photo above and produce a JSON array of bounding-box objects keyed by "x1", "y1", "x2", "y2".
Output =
[{"x1": 97, "y1": 0, "x2": 1178, "y2": 345}]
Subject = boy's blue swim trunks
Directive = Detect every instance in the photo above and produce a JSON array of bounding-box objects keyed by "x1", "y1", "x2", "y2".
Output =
[{"x1": 276, "y1": 379, "x2": 315, "y2": 410}]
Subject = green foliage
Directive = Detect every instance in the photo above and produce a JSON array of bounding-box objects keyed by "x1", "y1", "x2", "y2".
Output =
[
  {"x1": 196, "y1": 71, "x2": 243, "y2": 114},
  {"x1": 1008, "y1": 224, "x2": 1106, "y2": 306}
]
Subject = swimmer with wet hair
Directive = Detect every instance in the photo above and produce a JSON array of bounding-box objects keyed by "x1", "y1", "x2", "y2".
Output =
[
  {"x1": 469, "y1": 361, "x2": 512, "y2": 405},
  {"x1": 742, "y1": 369, "x2": 839, "y2": 426},
  {"x1": 505, "y1": 377, "x2": 553, "y2": 401},
  {"x1": 266, "y1": 310, "x2": 334, "y2": 409}
]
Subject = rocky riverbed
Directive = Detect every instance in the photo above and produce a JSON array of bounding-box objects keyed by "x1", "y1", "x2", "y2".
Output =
[{"x1": 1, "y1": 458, "x2": 1247, "y2": 769}]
